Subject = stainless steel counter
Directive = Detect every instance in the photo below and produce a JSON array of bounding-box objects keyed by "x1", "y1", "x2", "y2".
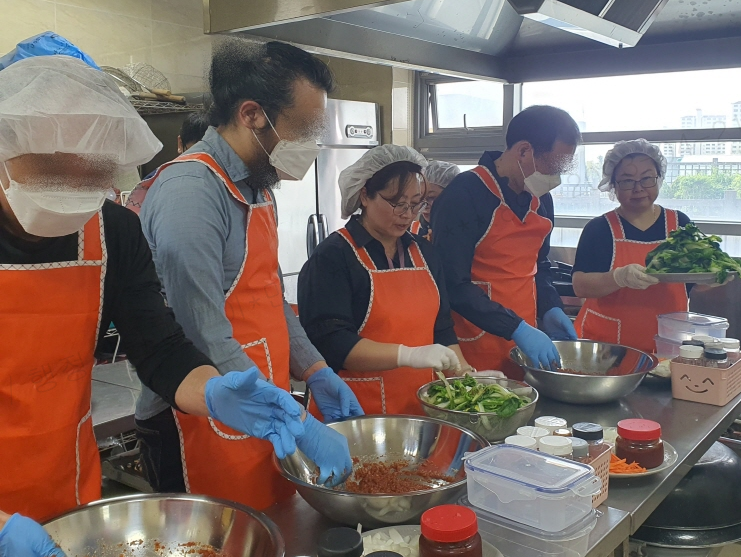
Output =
[
  {"x1": 91, "y1": 361, "x2": 141, "y2": 440},
  {"x1": 533, "y1": 378, "x2": 741, "y2": 533}
]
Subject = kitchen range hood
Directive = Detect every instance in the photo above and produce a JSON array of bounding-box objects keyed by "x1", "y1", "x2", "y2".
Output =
[
  {"x1": 507, "y1": 0, "x2": 671, "y2": 48},
  {"x1": 202, "y1": 0, "x2": 683, "y2": 80}
]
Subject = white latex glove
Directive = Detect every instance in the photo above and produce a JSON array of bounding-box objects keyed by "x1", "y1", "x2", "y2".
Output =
[
  {"x1": 398, "y1": 344, "x2": 460, "y2": 372},
  {"x1": 613, "y1": 264, "x2": 659, "y2": 290}
]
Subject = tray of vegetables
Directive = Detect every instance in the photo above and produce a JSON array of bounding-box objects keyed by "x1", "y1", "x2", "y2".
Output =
[
  {"x1": 645, "y1": 223, "x2": 741, "y2": 284},
  {"x1": 416, "y1": 373, "x2": 537, "y2": 442}
]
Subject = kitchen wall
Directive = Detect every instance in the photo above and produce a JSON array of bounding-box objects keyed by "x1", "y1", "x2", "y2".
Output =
[{"x1": 0, "y1": 0, "x2": 211, "y2": 93}]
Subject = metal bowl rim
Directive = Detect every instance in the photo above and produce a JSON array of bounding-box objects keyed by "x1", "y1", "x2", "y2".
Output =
[
  {"x1": 42, "y1": 492, "x2": 286, "y2": 557},
  {"x1": 274, "y1": 414, "x2": 488, "y2": 499},
  {"x1": 509, "y1": 342, "x2": 659, "y2": 377},
  {"x1": 415, "y1": 377, "x2": 539, "y2": 417}
]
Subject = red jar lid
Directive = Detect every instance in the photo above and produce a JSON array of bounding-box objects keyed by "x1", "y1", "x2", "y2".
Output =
[
  {"x1": 421, "y1": 505, "x2": 478, "y2": 543},
  {"x1": 617, "y1": 419, "x2": 662, "y2": 441}
]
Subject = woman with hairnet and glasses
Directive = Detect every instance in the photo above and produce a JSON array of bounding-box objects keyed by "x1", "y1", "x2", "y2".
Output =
[
  {"x1": 410, "y1": 160, "x2": 460, "y2": 241},
  {"x1": 298, "y1": 145, "x2": 474, "y2": 416},
  {"x1": 0, "y1": 55, "x2": 332, "y2": 557},
  {"x1": 572, "y1": 139, "x2": 699, "y2": 352}
]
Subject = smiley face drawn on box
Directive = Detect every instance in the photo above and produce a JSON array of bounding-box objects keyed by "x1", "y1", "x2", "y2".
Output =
[{"x1": 680, "y1": 373, "x2": 715, "y2": 394}]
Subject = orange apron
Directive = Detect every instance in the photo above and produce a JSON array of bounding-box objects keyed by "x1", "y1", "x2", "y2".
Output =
[
  {"x1": 410, "y1": 221, "x2": 422, "y2": 234},
  {"x1": 311, "y1": 227, "x2": 440, "y2": 416},
  {"x1": 0, "y1": 213, "x2": 105, "y2": 521},
  {"x1": 576, "y1": 209, "x2": 688, "y2": 354},
  {"x1": 144, "y1": 153, "x2": 294, "y2": 510},
  {"x1": 452, "y1": 166, "x2": 553, "y2": 379}
]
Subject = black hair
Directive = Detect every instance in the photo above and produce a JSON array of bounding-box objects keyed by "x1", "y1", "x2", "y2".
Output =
[
  {"x1": 363, "y1": 161, "x2": 427, "y2": 206},
  {"x1": 611, "y1": 153, "x2": 663, "y2": 185},
  {"x1": 209, "y1": 39, "x2": 335, "y2": 126},
  {"x1": 179, "y1": 111, "x2": 210, "y2": 148},
  {"x1": 506, "y1": 105, "x2": 582, "y2": 155}
]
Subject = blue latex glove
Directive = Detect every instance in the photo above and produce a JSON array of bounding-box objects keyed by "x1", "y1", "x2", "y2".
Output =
[
  {"x1": 205, "y1": 367, "x2": 305, "y2": 459},
  {"x1": 296, "y1": 414, "x2": 353, "y2": 487},
  {"x1": 306, "y1": 368, "x2": 364, "y2": 422},
  {"x1": 541, "y1": 307, "x2": 578, "y2": 341},
  {"x1": 0, "y1": 514, "x2": 66, "y2": 557},
  {"x1": 512, "y1": 321, "x2": 561, "y2": 370}
]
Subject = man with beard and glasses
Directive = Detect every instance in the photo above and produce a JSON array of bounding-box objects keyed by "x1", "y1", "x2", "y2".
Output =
[{"x1": 135, "y1": 39, "x2": 360, "y2": 509}]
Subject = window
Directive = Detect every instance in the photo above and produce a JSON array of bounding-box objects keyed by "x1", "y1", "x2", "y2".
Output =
[
  {"x1": 434, "y1": 81, "x2": 504, "y2": 129},
  {"x1": 522, "y1": 69, "x2": 741, "y2": 132}
]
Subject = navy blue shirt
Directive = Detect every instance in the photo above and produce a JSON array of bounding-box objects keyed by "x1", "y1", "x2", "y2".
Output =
[
  {"x1": 573, "y1": 208, "x2": 691, "y2": 274},
  {"x1": 431, "y1": 151, "x2": 563, "y2": 341}
]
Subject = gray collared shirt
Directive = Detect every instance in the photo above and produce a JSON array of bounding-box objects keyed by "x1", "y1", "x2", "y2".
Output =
[{"x1": 136, "y1": 126, "x2": 323, "y2": 420}]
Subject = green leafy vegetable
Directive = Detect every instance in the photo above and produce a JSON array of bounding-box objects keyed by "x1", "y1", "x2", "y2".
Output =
[
  {"x1": 422, "y1": 372, "x2": 531, "y2": 418},
  {"x1": 645, "y1": 223, "x2": 741, "y2": 283}
]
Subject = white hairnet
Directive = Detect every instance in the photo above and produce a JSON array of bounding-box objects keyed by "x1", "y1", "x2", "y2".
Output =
[
  {"x1": 0, "y1": 55, "x2": 161, "y2": 167},
  {"x1": 598, "y1": 139, "x2": 667, "y2": 194},
  {"x1": 339, "y1": 144, "x2": 427, "y2": 219},
  {"x1": 422, "y1": 160, "x2": 460, "y2": 188}
]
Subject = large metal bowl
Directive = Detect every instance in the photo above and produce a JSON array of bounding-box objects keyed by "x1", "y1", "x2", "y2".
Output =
[
  {"x1": 274, "y1": 415, "x2": 488, "y2": 528},
  {"x1": 510, "y1": 340, "x2": 658, "y2": 404},
  {"x1": 43, "y1": 494, "x2": 284, "y2": 557},
  {"x1": 416, "y1": 377, "x2": 538, "y2": 442}
]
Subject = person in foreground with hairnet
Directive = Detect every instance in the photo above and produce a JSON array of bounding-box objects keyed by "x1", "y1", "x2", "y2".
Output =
[
  {"x1": 410, "y1": 160, "x2": 460, "y2": 240},
  {"x1": 298, "y1": 144, "x2": 476, "y2": 417},
  {"x1": 572, "y1": 139, "x2": 705, "y2": 353},
  {"x1": 0, "y1": 55, "x2": 342, "y2": 555}
]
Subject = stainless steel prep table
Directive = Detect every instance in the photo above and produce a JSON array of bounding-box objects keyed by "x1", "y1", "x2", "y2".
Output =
[
  {"x1": 91, "y1": 361, "x2": 141, "y2": 440},
  {"x1": 263, "y1": 493, "x2": 631, "y2": 557},
  {"x1": 534, "y1": 379, "x2": 741, "y2": 533}
]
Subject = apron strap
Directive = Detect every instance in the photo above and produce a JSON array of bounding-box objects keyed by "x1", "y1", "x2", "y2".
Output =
[
  {"x1": 338, "y1": 227, "x2": 377, "y2": 271},
  {"x1": 472, "y1": 165, "x2": 542, "y2": 217},
  {"x1": 605, "y1": 210, "x2": 626, "y2": 240},
  {"x1": 81, "y1": 211, "x2": 104, "y2": 262},
  {"x1": 664, "y1": 208, "x2": 679, "y2": 234}
]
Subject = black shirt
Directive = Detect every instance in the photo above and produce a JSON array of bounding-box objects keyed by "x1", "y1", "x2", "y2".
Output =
[
  {"x1": 573, "y1": 208, "x2": 691, "y2": 274},
  {"x1": 297, "y1": 215, "x2": 459, "y2": 372},
  {"x1": 430, "y1": 151, "x2": 563, "y2": 340},
  {"x1": 0, "y1": 201, "x2": 212, "y2": 408}
]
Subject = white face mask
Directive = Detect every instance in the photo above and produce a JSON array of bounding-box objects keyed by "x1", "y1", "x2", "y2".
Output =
[
  {"x1": 519, "y1": 151, "x2": 562, "y2": 197},
  {"x1": 253, "y1": 112, "x2": 320, "y2": 181},
  {"x1": 2, "y1": 163, "x2": 108, "y2": 238}
]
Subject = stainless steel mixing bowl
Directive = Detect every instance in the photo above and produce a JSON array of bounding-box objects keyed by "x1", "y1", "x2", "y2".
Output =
[
  {"x1": 274, "y1": 415, "x2": 488, "y2": 528},
  {"x1": 43, "y1": 494, "x2": 284, "y2": 557},
  {"x1": 416, "y1": 377, "x2": 538, "y2": 442},
  {"x1": 510, "y1": 340, "x2": 658, "y2": 404}
]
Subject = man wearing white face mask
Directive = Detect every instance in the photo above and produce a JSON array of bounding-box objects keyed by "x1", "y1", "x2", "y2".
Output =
[
  {"x1": 136, "y1": 39, "x2": 358, "y2": 509},
  {"x1": 431, "y1": 105, "x2": 581, "y2": 377}
]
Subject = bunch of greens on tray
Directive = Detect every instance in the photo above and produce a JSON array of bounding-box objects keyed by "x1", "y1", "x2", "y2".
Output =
[
  {"x1": 423, "y1": 373, "x2": 531, "y2": 418},
  {"x1": 645, "y1": 224, "x2": 741, "y2": 282}
]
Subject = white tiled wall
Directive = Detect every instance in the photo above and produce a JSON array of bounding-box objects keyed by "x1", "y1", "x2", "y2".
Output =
[
  {"x1": 392, "y1": 67, "x2": 414, "y2": 147},
  {"x1": 0, "y1": 0, "x2": 212, "y2": 93}
]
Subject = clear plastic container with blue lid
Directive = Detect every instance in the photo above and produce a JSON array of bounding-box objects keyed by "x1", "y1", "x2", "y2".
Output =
[{"x1": 464, "y1": 445, "x2": 602, "y2": 532}]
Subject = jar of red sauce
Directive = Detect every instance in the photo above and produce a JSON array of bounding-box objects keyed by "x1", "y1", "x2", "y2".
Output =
[
  {"x1": 615, "y1": 419, "x2": 664, "y2": 469},
  {"x1": 419, "y1": 505, "x2": 482, "y2": 557}
]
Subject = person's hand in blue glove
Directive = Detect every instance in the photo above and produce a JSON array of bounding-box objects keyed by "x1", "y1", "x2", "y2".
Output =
[
  {"x1": 306, "y1": 367, "x2": 364, "y2": 422},
  {"x1": 0, "y1": 512, "x2": 66, "y2": 557},
  {"x1": 541, "y1": 307, "x2": 578, "y2": 341},
  {"x1": 512, "y1": 321, "x2": 561, "y2": 370},
  {"x1": 296, "y1": 414, "x2": 353, "y2": 487},
  {"x1": 205, "y1": 367, "x2": 305, "y2": 459}
]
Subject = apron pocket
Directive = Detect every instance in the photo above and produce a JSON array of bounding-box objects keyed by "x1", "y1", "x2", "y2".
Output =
[
  {"x1": 581, "y1": 309, "x2": 621, "y2": 345},
  {"x1": 342, "y1": 376, "x2": 386, "y2": 415}
]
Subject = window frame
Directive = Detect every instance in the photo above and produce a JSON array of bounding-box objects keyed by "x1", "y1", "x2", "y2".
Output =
[{"x1": 413, "y1": 70, "x2": 741, "y2": 237}]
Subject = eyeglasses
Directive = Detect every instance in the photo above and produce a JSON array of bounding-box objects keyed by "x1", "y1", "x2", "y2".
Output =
[
  {"x1": 380, "y1": 196, "x2": 428, "y2": 216},
  {"x1": 616, "y1": 176, "x2": 659, "y2": 191}
]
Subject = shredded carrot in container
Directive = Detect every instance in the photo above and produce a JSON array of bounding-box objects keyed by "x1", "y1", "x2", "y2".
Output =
[{"x1": 609, "y1": 453, "x2": 648, "y2": 474}]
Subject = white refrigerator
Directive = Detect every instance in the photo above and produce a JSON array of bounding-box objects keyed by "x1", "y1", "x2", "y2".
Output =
[{"x1": 271, "y1": 99, "x2": 379, "y2": 303}]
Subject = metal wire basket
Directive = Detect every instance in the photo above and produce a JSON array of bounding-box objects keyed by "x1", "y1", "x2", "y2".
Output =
[{"x1": 122, "y1": 62, "x2": 171, "y2": 92}]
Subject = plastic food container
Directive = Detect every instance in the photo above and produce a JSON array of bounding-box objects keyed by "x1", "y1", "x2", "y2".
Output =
[
  {"x1": 657, "y1": 312, "x2": 729, "y2": 342},
  {"x1": 615, "y1": 419, "x2": 664, "y2": 469},
  {"x1": 655, "y1": 335, "x2": 682, "y2": 359},
  {"x1": 459, "y1": 497, "x2": 597, "y2": 557},
  {"x1": 464, "y1": 445, "x2": 602, "y2": 532},
  {"x1": 505, "y1": 435, "x2": 537, "y2": 449}
]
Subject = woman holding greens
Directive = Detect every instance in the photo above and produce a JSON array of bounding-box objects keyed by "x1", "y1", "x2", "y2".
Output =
[{"x1": 572, "y1": 139, "x2": 691, "y2": 353}]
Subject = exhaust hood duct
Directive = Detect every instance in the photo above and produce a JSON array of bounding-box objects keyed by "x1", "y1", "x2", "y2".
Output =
[{"x1": 507, "y1": 0, "x2": 670, "y2": 48}]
